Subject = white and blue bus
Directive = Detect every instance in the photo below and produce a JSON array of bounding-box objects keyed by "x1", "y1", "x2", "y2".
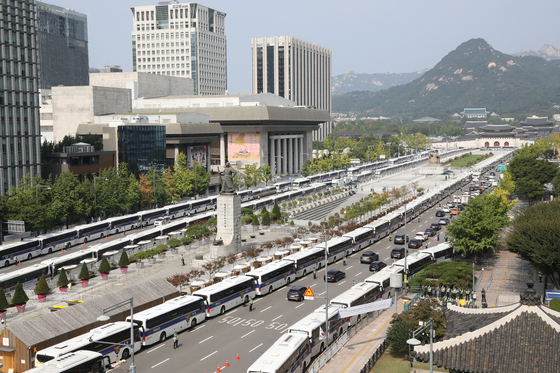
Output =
[
  {"x1": 165, "y1": 200, "x2": 193, "y2": 219},
  {"x1": 245, "y1": 260, "x2": 296, "y2": 296},
  {"x1": 191, "y1": 197, "x2": 217, "y2": 213},
  {"x1": 246, "y1": 333, "x2": 312, "y2": 373},
  {"x1": 282, "y1": 247, "x2": 325, "y2": 277},
  {"x1": 393, "y1": 251, "x2": 432, "y2": 276},
  {"x1": 35, "y1": 322, "x2": 141, "y2": 367},
  {"x1": 0, "y1": 239, "x2": 42, "y2": 267},
  {"x1": 75, "y1": 221, "x2": 111, "y2": 243},
  {"x1": 314, "y1": 236, "x2": 352, "y2": 264},
  {"x1": 38, "y1": 230, "x2": 80, "y2": 254},
  {"x1": 192, "y1": 276, "x2": 256, "y2": 317},
  {"x1": 237, "y1": 190, "x2": 254, "y2": 203},
  {"x1": 330, "y1": 282, "x2": 381, "y2": 326},
  {"x1": 274, "y1": 181, "x2": 292, "y2": 193},
  {"x1": 343, "y1": 227, "x2": 374, "y2": 252},
  {"x1": 364, "y1": 266, "x2": 403, "y2": 299},
  {"x1": 106, "y1": 215, "x2": 141, "y2": 234},
  {"x1": 127, "y1": 296, "x2": 206, "y2": 346},
  {"x1": 366, "y1": 218, "x2": 390, "y2": 242},
  {"x1": 27, "y1": 351, "x2": 105, "y2": 373},
  {"x1": 0, "y1": 263, "x2": 50, "y2": 295},
  {"x1": 252, "y1": 186, "x2": 276, "y2": 199},
  {"x1": 423, "y1": 243, "x2": 454, "y2": 263},
  {"x1": 292, "y1": 178, "x2": 310, "y2": 189}
]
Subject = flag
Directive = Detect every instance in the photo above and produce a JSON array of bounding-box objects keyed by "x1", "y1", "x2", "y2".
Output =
[{"x1": 319, "y1": 327, "x2": 325, "y2": 340}]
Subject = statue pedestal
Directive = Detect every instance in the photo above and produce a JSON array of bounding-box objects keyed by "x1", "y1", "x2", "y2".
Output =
[
  {"x1": 419, "y1": 164, "x2": 445, "y2": 175},
  {"x1": 211, "y1": 193, "x2": 242, "y2": 258}
]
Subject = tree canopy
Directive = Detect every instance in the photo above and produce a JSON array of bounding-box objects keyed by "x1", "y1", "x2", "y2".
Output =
[{"x1": 508, "y1": 153, "x2": 557, "y2": 199}]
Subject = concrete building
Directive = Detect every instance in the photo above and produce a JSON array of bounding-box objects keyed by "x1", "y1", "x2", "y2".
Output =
[
  {"x1": 0, "y1": 0, "x2": 42, "y2": 195},
  {"x1": 36, "y1": 2, "x2": 89, "y2": 89},
  {"x1": 251, "y1": 36, "x2": 332, "y2": 141},
  {"x1": 130, "y1": 2, "x2": 227, "y2": 95},
  {"x1": 42, "y1": 142, "x2": 115, "y2": 181},
  {"x1": 39, "y1": 89, "x2": 54, "y2": 143},
  {"x1": 461, "y1": 108, "x2": 488, "y2": 119}
]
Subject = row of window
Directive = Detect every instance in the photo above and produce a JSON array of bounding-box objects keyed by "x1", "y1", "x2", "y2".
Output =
[
  {"x1": 138, "y1": 49, "x2": 190, "y2": 56},
  {"x1": 135, "y1": 31, "x2": 225, "y2": 46}
]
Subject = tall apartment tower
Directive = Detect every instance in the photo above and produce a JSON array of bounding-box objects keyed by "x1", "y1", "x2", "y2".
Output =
[
  {"x1": 251, "y1": 36, "x2": 332, "y2": 141},
  {"x1": 36, "y1": 2, "x2": 89, "y2": 89},
  {"x1": 0, "y1": 0, "x2": 42, "y2": 195},
  {"x1": 130, "y1": 2, "x2": 227, "y2": 96}
]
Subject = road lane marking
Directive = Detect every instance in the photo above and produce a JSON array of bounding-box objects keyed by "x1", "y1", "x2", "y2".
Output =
[
  {"x1": 346, "y1": 266, "x2": 353, "y2": 270},
  {"x1": 190, "y1": 324, "x2": 205, "y2": 332},
  {"x1": 229, "y1": 309, "x2": 239, "y2": 313},
  {"x1": 151, "y1": 358, "x2": 169, "y2": 368},
  {"x1": 295, "y1": 303, "x2": 305, "y2": 309},
  {"x1": 385, "y1": 246, "x2": 391, "y2": 249},
  {"x1": 384, "y1": 257, "x2": 390, "y2": 261},
  {"x1": 147, "y1": 344, "x2": 164, "y2": 353},
  {"x1": 260, "y1": 306, "x2": 272, "y2": 313},
  {"x1": 241, "y1": 330, "x2": 255, "y2": 338},
  {"x1": 253, "y1": 299, "x2": 263, "y2": 303},
  {"x1": 355, "y1": 272, "x2": 362, "y2": 277},
  {"x1": 249, "y1": 343, "x2": 263, "y2": 352},
  {"x1": 199, "y1": 336, "x2": 213, "y2": 344},
  {"x1": 271, "y1": 315, "x2": 283, "y2": 321},
  {"x1": 310, "y1": 283, "x2": 317, "y2": 287},
  {"x1": 201, "y1": 351, "x2": 218, "y2": 361},
  {"x1": 338, "y1": 280, "x2": 347, "y2": 286}
]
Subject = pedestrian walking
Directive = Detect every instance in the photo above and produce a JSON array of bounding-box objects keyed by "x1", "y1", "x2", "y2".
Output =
[
  {"x1": 539, "y1": 271, "x2": 543, "y2": 283},
  {"x1": 444, "y1": 235, "x2": 448, "y2": 242},
  {"x1": 249, "y1": 297, "x2": 254, "y2": 312},
  {"x1": 425, "y1": 242, "x2": 428, "y2": 250},
  {"x1": 352, "y1": 280, "x2": 356, "y2": 286},
  {"x1": 181, "y1": 254, "x2": 185, "y2": 266},
  {"x1": 14, "y1": 255, "x2": 18, "y2": 265},
  {"x1": 313, "y1": 268, "x2": 317, "y2": 280},
  {"x1": 437, "y1": 233, "x2": 440, "y2": 241},
  {"x1": 343, "y1": 256, "x2": 347, "y2": 266},
  {"x1": 173, "y1": 333, "x2": 179, "y2": 349},
  {"x1": 481, "y1": 288, "x2": 486, "y2": 303}
]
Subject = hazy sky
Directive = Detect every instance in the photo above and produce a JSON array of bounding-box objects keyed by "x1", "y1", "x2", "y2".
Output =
[{"x1": 42, "y1": 0, "x2": 560, "y2": 94}]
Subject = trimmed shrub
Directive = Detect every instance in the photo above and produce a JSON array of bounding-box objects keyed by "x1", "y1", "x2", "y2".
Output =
[
  {"x1": 167, "y1": 238, "x2": 181, "y2": 248},
  {"x1": 156, "y1": 244, "x2": 169, "y2": 252},
  {"x1": 78, "y1": 262, "x2": 90, "y2": 280},
  {"x1": 262, "y1": 211, "x2": 271, "y2": 225},
  {"x1": 118, "y1": 251, "x2": 130, "y2": 267},
  {"x1": 34, "y1": 275, "x2": 50, "y2": 295},
  {"x1": 0, "y1": 288, "x2": 9, "y2": 311},
  {"x1": 181, "y1": 237, "x2": 194, "y2": 245},
  {"x1": 272, "y1": 202, "x2": 281, "y2": 220},
  {"x1": 251, "y1": 215, "x2": 260, "y2": 226},
  {"x1": 242, "y1": 216, "x2": 254, "y2": 225},
  {"x1": 57, "y1": 268, "x2": 70, "y2": 288},
  {"x1": 129, "y1": 248, "x2": 162, "y2": 260},
  {"x1": 12, "y1": 283, "x2": 29, "y2": 305},
  {"x1": 98, "y1": 257, "x2": 111, "y2": 274},
  {"x1": 261, "y1": 206, "x2": 269, "y2": 215}
]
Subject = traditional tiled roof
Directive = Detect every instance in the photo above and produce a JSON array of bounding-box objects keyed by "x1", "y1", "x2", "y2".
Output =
[
  {"x1": 464, "y1": 121, "x2": 487, "y2": 129},
  {"x1": 480, "y1": 124, "x2": 515, "y2": 132},
  {"x1": 412, "y1": 282, "x2": 560, "y2": 373},
  {"x1": 462, "y1": 108, "x2": 488, "y2": 114},
  {"x1": 520, "y1": 116, "x2": 553, "y2": 126},
  {"x1": 451, "y1": 113, "x2": 461, "y2": 118}
]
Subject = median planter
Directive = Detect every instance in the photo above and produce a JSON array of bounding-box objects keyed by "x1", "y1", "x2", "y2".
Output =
[
  {"x1": 12, "y1": 283, "x2": 28, "y2": 314},
  {"x1": 98, "y1": 257, "x2": 111, "y2": 280},
  {"x1": 16, "y1": 304, "x2": 26, "y2": 313},
  {"x1": 120, "y1": 267, "x2": 128, "y2": 274},
  {"x1": 100, "y1": 273, "x2": 109, "y2": 280},
  {"x1": 81, "y1": 280, "x2": 89, "y2": 288},
  {"x1": 59, "y1": 286, "x2": 68, "y2": 293},
  {"x1": 118, "y1": 251, "x2": 130, "y2": 275},
  {"x1": 37, "y1": 294, "x2": 48, "y2": 303},
  {"x1": 34, "y1": 275, "x2": 50, "y2": 303}
]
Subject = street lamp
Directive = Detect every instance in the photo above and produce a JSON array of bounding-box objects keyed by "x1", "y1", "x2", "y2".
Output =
[
  {"x1": 320, "y1": 234, "x2": 331, "y2": 349},
  {"x1": 35, "y1": 184, "x2": 51, "y2": 205},
  {"x1": 407, "y1": 318, "x2": 434, "y2": 373},
  {"x1": 97, "y1": 297, "x2": 136, "y2": 373},
  {"x1": 94, "y1": 177, "x2": 108, "y2": 220}
]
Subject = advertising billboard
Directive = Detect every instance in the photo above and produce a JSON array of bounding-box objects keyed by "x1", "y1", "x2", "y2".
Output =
[
  {"x1": 227, "y1": 132, "x2": 260, "y2": 161},
  {"x1": 188, "y1": 146, "x2": 208, "y2": 170}
]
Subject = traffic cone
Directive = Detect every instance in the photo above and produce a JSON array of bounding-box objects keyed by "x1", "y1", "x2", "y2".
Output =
[
  {"x1": 105, "y1": 236, "x2": 108, "y2": 240},
  {"x1": 18, "y1": 261, "x2": 21, "y2": 266},
  {"x1": 216, "y1": 365, "x2": 221, "y2": 373},
  {"x1": 225, "y1": 359, "x2": 230, "y2": 367},
  {"x1": 236, "y1": 353, "x2": 240, "y2": 361},
  {"x1": 84, "y1": 242, "x2": 86, "y2": 246},
  {"x1": 61, "y1": 249, "x2": 63, "y2": 253}
]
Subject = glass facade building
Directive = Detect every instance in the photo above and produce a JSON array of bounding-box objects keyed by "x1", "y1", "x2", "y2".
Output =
[
  {"x1": 130, "y1": 2, "x2": 227, "y2": 96},
  {"x1": 117, "y1": 125, "x2": 166, "y2": 173},
  {"x1": 0, "y1": 0, "x2": 42, "y2": 195},
  {"x1": 36, "y1": 2, "x2": 89, "y2": 89}
]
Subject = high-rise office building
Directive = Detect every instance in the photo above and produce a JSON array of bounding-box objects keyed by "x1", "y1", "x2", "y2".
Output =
[
  {"x1": 251, "y1": 36, "x2": 332, "y2": 141},
  {"x1": 0, "y1": 0, "x2": 42, "y2": 195},
  {"x1": 131, "y1": 2, "x2": 227, "y2": 96},
  {"x1": 36, "y1": 2, "x2": 89, "y2": 89}
]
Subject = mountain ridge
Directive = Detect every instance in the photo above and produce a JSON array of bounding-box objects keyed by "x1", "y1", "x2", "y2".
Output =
[
  {"x1": 513, "y1": 44, "x2": 560, "y2": 61},
  {"x1": 332, "y1": 69, "x2": 429, "y2": 95}
]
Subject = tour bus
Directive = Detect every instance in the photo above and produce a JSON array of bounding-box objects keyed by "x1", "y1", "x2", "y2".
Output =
[
  {"x1": 191, "y1": 197, "x2": 217, "y2": 213},
  {"x1": 127, "y1": 296, "x2": 206, "y2": 346},
  {"x1": 423, "y1": 243, "x2": 454, "y2": 262},
  {"x1": 137, "y1": 208, "x2": 167, "y2": 226},
  {"x1": 366, "y1": 218, "x2": 391, "y2": 242},
  {"x1": 385, "y1": 211, "x2": 403, "y2": 231},
  {"x1": 246, "y1": 333, "x2": 312, "y2": 373},
  {"x1": 393, "y1": 251, "x2": 432, "y2": 276},
  {"x1": 343, "y1": 227, "x2": 374, "y2": 252},
  {"x1": 364, "y1": 265, "x2": 404, "y2": 299},
  {"x1": 288, "y1": 304, "x2": 346, "y2": 358},
  {"x1": 274, "y1": 181, "x2": 292, "y2": 193},
  {"x1": 314, "y1": 236, "x2": 353, "y2": 264},
  {"x1": 192, "y1": 276, "x2": 256, "y2": 317},
  {"x1": 252, "y1": 186, "x2": 276, "y2": 199},
  {"x1": 0, "y1": 239, "x2": 42, "y2": 267},
  {"x1": 282, "y1": 247, "x2": 325, "y2": 277},
  {"x1": 38, "y1": 230, "x2": 80, "y2": 254},
  {"x1": 165, "y1": 200, "x2": 193, "y2": 219},
  {"x1": 0, "y1": 263, "x2": 50, "y2": 295},
  {"x1": 27, "y1": 351, "x2": 105, "y2": 373},
  {"x1": 35, "y1": 322, "x2": 141, "y2": 367},
  {"x1": 106, "y1": 215, "x2": 141, "y2": 234},
  {"x1": 251, "y1": 195, "x2": 277, "y2": 211},
  {"x1": 88, "y1": 238, "x2": 131, "y2": 261},
  {"x1": 245, "y1": 260, "x2": 297, "y2": 296},
  {"x1": 330, "y1": 282, "x2": 382, "y2": 326},
  {"x1": 292, "y1": 178, "x2": 311, "y2": 189},
  {"x1": 237, "y1": 190, "x2": 253, "y2": 203},
  {"x1": 75, "y1": 221, "x2": 111, "y2": 243}
]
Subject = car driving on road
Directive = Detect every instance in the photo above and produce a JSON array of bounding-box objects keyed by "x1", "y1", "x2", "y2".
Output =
[
  {"x1": 391, "y1": 247, "x2": 406, "y2": 259},
  {"x1": 287, "y1": 286, "x2": 307, "y2": 302},
  {"x1": 325, "y1": 270, "x2": 346, "y2": 282},
  {"x1": 360, "y1": 251, "x2": 379, "y2": 264},
  {"x1": 369, "y1": 261, "x2": 387, "y2": 273},
  {"x1": 408, "y1": 239, "x2": 421, "y2": 249}
]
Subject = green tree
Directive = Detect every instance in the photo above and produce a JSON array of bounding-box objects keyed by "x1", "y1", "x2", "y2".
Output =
[
  {"x1": 118, "y1": 251, "x2": 130, "y2": 267},
  {"x1": 447, "y1": 193, "x2": 510, "y2": 255},
  {"x1": 12, "y1": 282, "x2": 29, "y2": 305},
  {"x1": 508, "y1": 154, "x2": 557, "y2": 199},
  {"x1": 0, "y1": 289, "x2": 9, "y2": 311},
  {"x1": 98, "y1": 257, "x2": 111, "y2": 274},
  {"x1": 259, "y1": 164, "x2": 273, "y2": 186},
  {"x1": 300, "y1": 163, "x2": 311, "y2": 177},
  {"x1": 78, "y1": 262, "x2": 90, "y2": 281},
  {"x1": 138, "y1": 173, "x2": 154, "y2": 207},
  {"x1": 173, "y1": 152, "x2": 191, "y2": 198},
  {"x1": 34, "y1": 275, "x2": 50, "y2": 295},
  {"x1": 386, "y1": 317, "x2": 415, "y2": 354},
  {"x1": 261, "y1": 211, "x2": 271, "y2": 225},
  {"x1": 499, "y1": 170, "x2": 516, "y2": 195},
  {"x1": 57, "y1": 268, "x2": 70, "y2": 288},
  {"x1": 251, "y1": 215, "x2": 260, "y2": 226},
  {"x1": 3, "y1": 174, "x2": 52, "y2": 232},
  {"x1": 272, "y1": 202, "x2": 281, "y2": 220},
  {"x1": 243, "y1": 163, "x2": 261, "y2": 189},
  {"x1": 506, "y1": 200, "x2": 560, "y2": 288},
  {"x1": 191, "y1": 163, "x2": 211, "y2": 197},
  {"x1": 48, "y1": 171, "x2": 89, "y2": 227},
  {"x1": 161, "y1": 167, "x2": 178, "y2": 203}
]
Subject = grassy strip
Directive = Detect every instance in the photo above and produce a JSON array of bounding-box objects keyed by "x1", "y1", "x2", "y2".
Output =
[{"x1": 370, "y1": 351, "x2": 447, "y2": 373}]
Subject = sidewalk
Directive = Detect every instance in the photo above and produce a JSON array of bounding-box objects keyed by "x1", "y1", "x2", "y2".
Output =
[{"x1": 319, "y1": 299, "x2": 404, "y2": 373}]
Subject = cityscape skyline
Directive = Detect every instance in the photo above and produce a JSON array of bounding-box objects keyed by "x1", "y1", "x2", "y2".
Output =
[{"x1": 41, "y1": 0, "x2": 560, "y2": 95}]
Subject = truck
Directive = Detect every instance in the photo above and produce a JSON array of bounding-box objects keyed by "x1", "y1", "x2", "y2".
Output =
[{"x1": 461, "y1": 194, "x2": 470, "y2": 205}]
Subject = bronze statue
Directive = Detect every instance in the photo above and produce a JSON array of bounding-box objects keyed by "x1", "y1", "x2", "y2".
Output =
[
  {"x1": 219, "y1": 162, "x2": 237, "y2": 194},
  {"x1": 428, "y1": 151, "x2": 441, "y2": 165}
]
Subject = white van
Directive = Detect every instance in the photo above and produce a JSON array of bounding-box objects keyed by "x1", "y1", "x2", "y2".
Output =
[{"x1": 154, "y1": 216, "x2": 170, "y2": 226}]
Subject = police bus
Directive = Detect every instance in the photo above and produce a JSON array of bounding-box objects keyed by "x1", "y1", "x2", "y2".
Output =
[
  {"x1": 246, "y1": 333, "x2": 311, "y2": 373},
  {"x1": 282, "y1": 247, "x2": 325, "y2": 278},
  {"x1": 343, "y1": 227, "x2": 374, "y2": 252},
  {"x1": 314, "y1": 236, "x2": 352, "y2": 264},
  {"x1": 364, "y1": 265, "x2": 404, "y2": 299},
  {"x1": 127, "y1": 296, "x2": 206, "y2": 346},
  {"x1": 0, "y1": 239, "x2": 42, "y2": 267},
  {"x1": 330, "y1": 282, "x2": 381, "y2": 326},
  {"x1": 27, "y1": 351, "x2": 105, "y2": 373},
  {"x1": 192, "y1": 276, "x2": 256, "y2": 317},
  {"x1": 245, "y1": 260, "x2": 296, "y2": 296}
]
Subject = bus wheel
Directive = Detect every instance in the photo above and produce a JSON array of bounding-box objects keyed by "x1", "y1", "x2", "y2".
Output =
[
  {"x1": 191, "y1": 318, "x2": 197, "y2": 328},
  {"x1": 244, "y1": 295, "x2": 249, "y2": 304},
  {"x1": 84, "y1": 238, "x2": 87, "y2": 244},
  {"x1": 339, "y1": 328, "x2": 343, "y2": 338},
  {"x1": 122, "y1": 348, "x2": 130, "y2": 360},
  {"x1": 27, "y1": 254, "x2": 32, "y2": 260},
  {"x1": 160, "y1": 332, "x2": 167, "y2": 343},
  {"x1": 220, "y1": 306, "x2": 226, "y2": 315},
  {"x1": 287, "y1": 278, "x2": 291, "y2": 285},
  {"x1": 48, "y1": 248, "x2": 52, "y2": 254},
  {"x1": 320, "y1": 343, "x2": 325, "y2": 354},
  {"x1": 303, "y1": 270, "x2": 306, "y2": 276},
  {"x1": 268, "y1": 287, "x2": 273, "y2": 294},
  {"x1": 357, "y1": 315, "x2": 362, "y2": 324},
  {"x1": 4, "y1": 261, "x2": 9, "y2": 267},
  {"x1": 303, "y1": 362, "x2": 307, "y2": 372}
]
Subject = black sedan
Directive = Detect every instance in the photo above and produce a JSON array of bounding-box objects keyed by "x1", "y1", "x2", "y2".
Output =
[
  {"x1": 394, "y1": 234, "x2": 409, "y2": 244},
  {"x1": 390, "y1": 247, "x2": 406, "y2": 259},
  {"x1": 424, "y1": 228, "x2": 435, "y2": 237},
  {"x1": 287, "y1": 286, "x2": 307, "y2": 302},
  {"x1": 360, "y1": 251, "x2": 379, "y2": 264},
  {"x1": 325, "y1": 270, "x2": 346, "y2": 282},
  {"x1": 369, "y1": 261, "x2": 387, "y2": 273},
  {"x1": 430, "y1": 223, "x2": 440, "y2": 231},
  {"x1": 436, "y1": 210, "x2": 445, "y2": 217},
  {"x1": 408, "y1": 239, "x2": 421, "y2": 249}
]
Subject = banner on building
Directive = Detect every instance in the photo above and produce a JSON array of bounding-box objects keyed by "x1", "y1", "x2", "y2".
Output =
[{"x1": 227, "y1": 132, "x2": 260, "y2": 161}]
